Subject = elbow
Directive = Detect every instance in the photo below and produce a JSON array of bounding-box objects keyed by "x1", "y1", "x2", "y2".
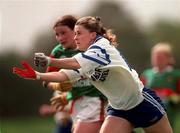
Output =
[{"x1": 71, "y1": 60, "x2": 81, "y2": 69}]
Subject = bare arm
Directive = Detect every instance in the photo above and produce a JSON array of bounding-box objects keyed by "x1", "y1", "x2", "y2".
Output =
[
  {"x1": 49, "y1": 57, "x2": 80, "y2": 70},
  {"x1": 13, "y1": 61, "x2": 75, "y2": 83},
  {"x1": 36, "y1": 71, "x2": 69, "y2": 82}
]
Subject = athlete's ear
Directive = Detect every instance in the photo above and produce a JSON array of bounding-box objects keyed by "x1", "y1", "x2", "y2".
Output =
[{"x1": 90, "y1": 32, "x2": 97, "y2": 40}]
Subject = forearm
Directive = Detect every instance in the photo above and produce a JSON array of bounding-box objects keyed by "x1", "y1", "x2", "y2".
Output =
[
  {"x1": 37, "y1": 71, "x2": 69, "y2": 82},
  {"x1": 49, "y1": 57, "x2": 80, "y2": 69}
]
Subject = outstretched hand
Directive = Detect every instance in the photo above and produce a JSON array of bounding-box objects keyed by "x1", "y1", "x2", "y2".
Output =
[
  {"x1": 13, "y1": 61, "x2": 40, "y2": 80},
  {"x1": 34, "y1": 53, "x2": 50, "y2": 67}
]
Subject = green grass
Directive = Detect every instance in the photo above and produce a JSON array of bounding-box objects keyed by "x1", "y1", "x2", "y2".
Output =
[
  {"x1": 1, "y1": 116, "x2": 55, "y2": 133},
  {"x1": 171, "y1": 114, "x2": 180, "y2": 133},
  {"x1": 1, "y1": 114, "x2": 180, "y2": 133}
]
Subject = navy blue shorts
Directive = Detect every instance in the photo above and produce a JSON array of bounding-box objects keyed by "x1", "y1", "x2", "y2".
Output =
[{"x1": 107, "y1": 87, "x2": 166, "y2": 128}]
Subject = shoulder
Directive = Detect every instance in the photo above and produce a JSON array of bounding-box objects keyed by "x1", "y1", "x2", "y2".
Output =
[
  {"x1": 171, "y1": 68, "x2": 180, "y2": 77},
  {"x1": 94, "y1": 37, "x2": 110, "y2": 46},
  {"x1": 173, "y1": 68, "x2": 180, "y2": 73},
  {"x1": 88, "y1": 37, "x2": 111, "y2": 52},
  {"x1": 142, "y1": 68, "x2": 153, "y2": 76},
  {"x1": 51, "y1": 44, "x2": 64, "y2": 58},
  {"x1": 52, "y1": 44, "x2": 63, "y2": 52}
]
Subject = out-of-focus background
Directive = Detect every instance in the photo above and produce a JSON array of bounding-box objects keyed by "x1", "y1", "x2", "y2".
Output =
[{"x1": 1, "y1": 0, "x2": 180, "y2": 133}]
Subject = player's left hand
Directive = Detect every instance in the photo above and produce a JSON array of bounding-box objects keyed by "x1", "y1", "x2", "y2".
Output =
[
  {"x1": 49, "y1": 82, "x2": 73, "y2": 91},
  {"x1": 13, "y1": 61, "x2": 40, "y2": 80},
  {"x1": 50, "y1": 92, "x2": 68, "y2": 111}
]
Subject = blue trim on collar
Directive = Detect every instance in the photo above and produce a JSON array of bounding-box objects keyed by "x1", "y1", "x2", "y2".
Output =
[
  {"x1": 82, "y1": 53, "x2": 108, "y2": 65},
  {"x1": 81, "y1": 44, "x2": 111, "y2": 65}
]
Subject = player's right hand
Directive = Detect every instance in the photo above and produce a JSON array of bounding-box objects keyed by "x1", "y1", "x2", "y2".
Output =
[
  {"x1": 34, "y1": 53, "x2": 50, "y2": 67},
  {"x1": 50, "y1": 92, "x2": 68, "y2": 111},
  {"x1": 13, "y1": 61, "x2": 40, "y2": 80}
]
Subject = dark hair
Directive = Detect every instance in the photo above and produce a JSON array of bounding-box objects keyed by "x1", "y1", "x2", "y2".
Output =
[
  {"x1": 76, "y1": 16, "x2": 118, "y2": 47},
  {"x1": 53, "y1": 15, "x2": 77, "y2": 30}
]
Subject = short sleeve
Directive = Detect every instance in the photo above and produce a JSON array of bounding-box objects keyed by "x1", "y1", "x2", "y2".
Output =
[
  {"x1": 73, "y1": 45, "x2": 111, "y2": 73},
  {"x1": 61, "y1": 69, "x2": 83, "y2": 81}
]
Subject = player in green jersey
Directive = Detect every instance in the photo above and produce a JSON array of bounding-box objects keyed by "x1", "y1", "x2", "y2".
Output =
[
  {"x1": 40, "y1": 15, "x2": 107, "y2": 133},
  {"x1": 140, "y1": 42, "x2": 180, "y2": 130}
]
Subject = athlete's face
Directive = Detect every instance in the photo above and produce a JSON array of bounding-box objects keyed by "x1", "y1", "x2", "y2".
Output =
[
  {"x1": 151, "y1": 51, "x2": 170, "y2": 69},
  {"x1": 74, "y1": 25, "x2": 96, "y2": 51},
  {"x1": 54, "y1": 25, "x2": 76, "y2": 49}
]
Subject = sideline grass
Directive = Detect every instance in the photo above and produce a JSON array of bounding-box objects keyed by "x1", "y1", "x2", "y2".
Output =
[
  {"x1": 1, "y1": 116, "x2": 54, "y2": 133},
  {"x1": 1, "y1": 114, "x2": 180, "y2": 133}
]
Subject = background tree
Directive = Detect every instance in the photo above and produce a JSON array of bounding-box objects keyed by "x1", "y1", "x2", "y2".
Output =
[
  {"x1": 0, "y1": 53, "x2": 53, "y2": 117},
  {"x1": 146, "y1": 20, "x2": 180, "y2": 68},
  {"x1": 85, "y1": 1, "x2": 150, "y2": 73}
]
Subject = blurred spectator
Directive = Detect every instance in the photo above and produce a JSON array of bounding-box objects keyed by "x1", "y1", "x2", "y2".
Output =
[{"x1": 140, "y1": 42, "x2": 180, "y2": 130}]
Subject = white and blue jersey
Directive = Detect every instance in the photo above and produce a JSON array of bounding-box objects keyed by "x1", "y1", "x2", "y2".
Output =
[
  {"x1": 63, "y1": 36, "x2": 144, "y2": 110},
  {"x1": 62, "y1": 35, "x2": 166, "y2": 127}
]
